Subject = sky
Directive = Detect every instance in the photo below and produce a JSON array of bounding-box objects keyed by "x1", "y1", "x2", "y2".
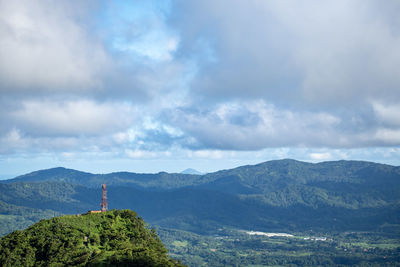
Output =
[{"x1": 1, "y1": 0, "x2": 400, "y2": 178}]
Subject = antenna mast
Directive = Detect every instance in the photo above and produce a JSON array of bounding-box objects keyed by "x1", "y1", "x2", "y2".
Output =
[{"x1": 101, "y1": 183, "x2": 108, "y2": 212}]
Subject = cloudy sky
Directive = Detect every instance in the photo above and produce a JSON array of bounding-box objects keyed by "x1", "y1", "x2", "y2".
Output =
[{"x1": 1, "y1": 0, "x2": 400, "y2": 177}]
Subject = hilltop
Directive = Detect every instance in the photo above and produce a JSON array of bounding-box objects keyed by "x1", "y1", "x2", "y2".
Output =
[{"x1": 0, "y1": 209, "x2": 185, "y2": 267}]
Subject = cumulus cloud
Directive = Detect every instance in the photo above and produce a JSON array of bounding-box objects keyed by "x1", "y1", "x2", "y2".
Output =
[
  {"x1": 0, "y1": 0, "x2": 400, "y2": 168},
  {"x1": 0, "y1": 128, "x2": 81, "y2": 154},
  {"x1": 166, "y1": 100, "x2": 347, "y2": 150},
  {"x1": 373, "y1": 102, "x2": 400, "y2": 128},
  {"x1": 0, "y1": 0, "x2": 108, "y2": 92},
  {"x1": 309, "y1": 152, "x2": 332, "y2": 161},
  {"x1": 125, "y1": 149, "x2": 159, "y2": 159},
  {"x1": 188, "y1": 150, "x2": 224, "y2": 159},
  {"x1": 0, "y1": 0, "x2": 185, "y2": 102},
  {"x1": 0, "y1": 129, "x2": 26, "y2": 153},
  {"x1": 9, "y1": 99, "x2": 136, "y2": 136},
  {"x1": 172, "y1": 0, "x2": 400, "y2": 106},
  {"x1": 374, "y1": 129, "x2": 400, "y2": 145}
]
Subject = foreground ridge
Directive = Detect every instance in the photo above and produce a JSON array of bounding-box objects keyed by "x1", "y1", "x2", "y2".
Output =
[{"x1": 0, "y1": 209, "x2": 185, "y2": 267}]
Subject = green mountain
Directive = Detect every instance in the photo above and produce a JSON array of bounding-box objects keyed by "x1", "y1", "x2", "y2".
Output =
[
  {"x1": 0, "y1": 200, "x2": 60, "y2": 236},
  {"x1": 3, "y1": 167, "x2": 201, "y2": 189},
  {"x1": 1, "y1": 159, "x2": 399, "y2": 235},
  {"x1": 0, "y1": 209, "x2": 185, "y2": 267}
]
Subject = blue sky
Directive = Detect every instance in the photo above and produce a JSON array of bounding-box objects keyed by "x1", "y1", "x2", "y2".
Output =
[{"x1": 1, "y1": 0, "x2": 400, "y2": 178}]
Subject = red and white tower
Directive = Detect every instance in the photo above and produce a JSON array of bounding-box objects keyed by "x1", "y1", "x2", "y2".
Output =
[{"x1": 101, "y1": 183, "x2": 108, "y2": 212}]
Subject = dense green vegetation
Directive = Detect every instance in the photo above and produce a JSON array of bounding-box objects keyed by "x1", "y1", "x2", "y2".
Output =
[
  {"x1": 0, "y1": 200, "x2": 59, "y2": 236},
  {"x1": 3, "y1": 167, "x2": 202, "y2": 189},
  {"x1": 0, "y1": 210, "x2": 185, "y2": 267},
  {"x1": 7, "y1": 159, "x2": 400, "y2": 194},
  {"x1": 0, "y1": 181, "x2": 98, "y2": 214},
  {"x1": 0, "y1": 159, "x2": 399, "y2": 265},
  {"x1": 1, "y1": 159, "x2": 399, "y2": 235},
  {"x1": 158, "y1": 228, "x2": 400, "y2": 266}
]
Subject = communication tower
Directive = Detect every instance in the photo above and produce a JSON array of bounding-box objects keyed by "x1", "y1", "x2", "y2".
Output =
[{"x1": 101, "y1": 183, "x2": 108, "y2": 212}]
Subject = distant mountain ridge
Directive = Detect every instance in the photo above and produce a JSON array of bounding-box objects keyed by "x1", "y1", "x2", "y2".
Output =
[
  {"x1": 1, "y1": 159, "x2": 399, "y2": 236},
  {"x1": 5, "y1": 159, "x2": 400, "y2": 192},
  {"x1": 181, "y1": 168, "x2": 203, "y2": 175},
  {"x1": 3, "y1": 167, "x2": 203, "y2": 190}
]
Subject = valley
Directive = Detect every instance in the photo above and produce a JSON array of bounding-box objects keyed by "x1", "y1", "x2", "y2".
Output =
[{"x1": 158, "y1": 228, "x2": 400, "y2": 266}]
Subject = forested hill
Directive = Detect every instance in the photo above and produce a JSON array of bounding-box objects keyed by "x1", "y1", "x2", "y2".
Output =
[
  {"x1": 0, "y1": 159, "x2": 399, "y2": 235},
  {"x1": 3, "y1": 166, "x2": 203, "y2": 189},
  {"x1": 0, "y1": 209, "x2": 185, "y2": 267},
  {"x1": 4, "y1": 159, "x2": 400, "y2": 191}
]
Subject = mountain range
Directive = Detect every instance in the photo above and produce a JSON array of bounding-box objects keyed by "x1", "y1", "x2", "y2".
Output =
[{"x1": 1, "y1": 159, "x2": 399, "y2": 236}]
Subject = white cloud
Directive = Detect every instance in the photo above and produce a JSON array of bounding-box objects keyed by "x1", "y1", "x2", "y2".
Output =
[
  {"x1": 309, "y1": 152, "x2": 332, "y2": 161},
  {"x1": 0, "y1": 0, "x2": 399, "y2": 169},
  {"x1": 189, "y1": 150, "x2": 224, "y2": 159},
  {"x1": 0, "y1": 128, "x2": 85, "y2": 154},
  {"x1": 283, "y1": 1, "x2": 400, "y2": 105},
  {"x1": 168, "y1": 100, "x2": 344, "y2": 149},
  {"x1": 11, "y1": 99, "x2": 136, "y2": 136},
  {"x1": 114, "y1": 32, "x2": 179, "y2": 62},
  {"x1": 173, "y1": 0, "x2": 400, "y2": 107},
  {"x1": 113, "y1": 129, "x2": 138, "y2": 144},
  {"x1": 125, "y1": 149, "x2": 157, "y2": 159},
  {"x1": 0, "y1": 0, "x2": 108, "y2": 91},
  {"x1": 0, "y1": 129, "x2": 26, "y2": 153},
  {"x1": 374, "y1": 129, "x2": 400, "y2": 145},
  {"x1": 372, "y1": 102, "x2": 400, "y2": 127},
  {"x1": 60, "y1": 152, "x2": 76, "y2": 160}
]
